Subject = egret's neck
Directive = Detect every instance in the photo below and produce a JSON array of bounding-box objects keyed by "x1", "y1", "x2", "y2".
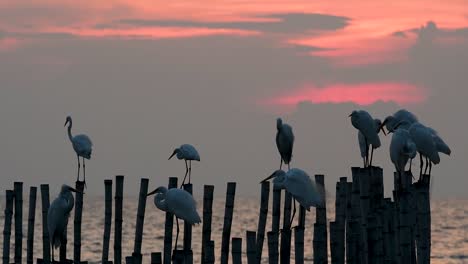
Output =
[
  {"x1": 155, "y1": 194, "x2": 168, "y2": 211},
  {"x1": 61, "y1": 191, "x2": 74, "y2": 213},
  {"x1": 67, "y1": 120, "x2": 73, "y2": 141}
]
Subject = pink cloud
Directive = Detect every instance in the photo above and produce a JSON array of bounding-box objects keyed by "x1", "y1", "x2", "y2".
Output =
[
  {"x1": 0, "y1": 38, "x2": 21, "y2": 52},
  {"x1": 260, "y1": 82, "x2": 427, "y2": 110}
]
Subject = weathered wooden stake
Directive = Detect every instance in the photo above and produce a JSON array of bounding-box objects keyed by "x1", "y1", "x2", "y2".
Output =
[
  {"x1": 205, "y1": 240, "x2": 215, "y2": 264},
  {"x1": 221, "y1": 182, "x2": 236, "y2": 264},
  {"x1": 151, "y1": 252, "x2": 162, "y2": 264},
  {"x1": 73, "y1": 180, "x2": 85, "y2": 263},
  {"x1": 335, "y1": 177, "x2": 347, "y2": 264},
  {"x1": 256, "y1": 181, "x2": 270, "y2": 263},
  {"x1": 358, "y1": 168, "x2": 370, "y2": 264},
  {"x1": 201, "y1": 185, "x2": 214, "y2": 264},
  {"x1": 40, "y1": 184, "x2": 51, "y2": 263},
  {"x1": 330, "y1": 221, "x2": 338, "y2": 264},
  {"x1": 415, "y1": 174, "x2": 431, "y2": 264},
  {"x1": 114, "y1": 175, "x2": 125, "y2": 264},
  {"x1": 272, "y1": 185, "x2": 282, "y2": 233},
  {"x1": 246, "y1": 231, "x2": 257, "y2": 264},
  {"x1": 183, "y1": 183, "x2": 194, "y2": 263},
  {"x1": 398, "y1": 171, "x2": 412, "y2": 263},
  {"x1": 26, "y1": 186, "x2": 37, "y2": 264},
  {"x1": 2, "y1": 190, "x2": 14, "y2": 264},
  {"x1": 133, "y1": 178, "x2": 149, "y2": 264},
  {"x1": 280, "y1": 192, "x2": 292, "y2": 264},
  {"x1": 231, "y1": 237, "x2": 242, "y2": 264},
  {"x1": 102, "y1": 179, "x2": 113, "y2": 263},
  {"x1": 14, "y1": 182, "x2": 23, "y2": 264},
  {"x1": 267, "y1": 231, "x2": 278, "y2": 264},
  {"x1": 345, "y1": 182, "x2": 354, "y2": 264},
  {"x1": 313, "y1": 174, "x2": 327, "y2": 264},
  {"x1": 163, "y1": 177, "x2": 178, "y2": 264},
  {"x1": 294, "y1": 227, "x2": 305, "y2": 264}
]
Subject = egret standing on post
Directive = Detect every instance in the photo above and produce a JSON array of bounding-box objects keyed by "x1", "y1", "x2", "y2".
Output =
[
  {"x1": 147, "y1": 186, "x2": 201, "y2": 250},
  {"x1": 276, "y1": 118, "x2": 294, "y2": 170},
  {"x1": 64, "y1": 116, "x2": 93, "y2": 186},
  {"x1": 381, "y1": 109, "x2": 418, "y2": 133},
  {"x1": 260, "y1": 168, "x2": 323, "y2": 227},
  {"x1": 349, "y1": 110, "x2": 383, "y2": 167},
  {"x1": 168, "y1": 144, "x2": 200, "y2": 187},
  {"x1": 358, "y1": 118, "x2": 386, "y2": 167},
  {"x1": 47, "y1": 185, "x2": 80, "y2": 262},
  {"x1": 388, "y1": 124, "x2": 417, "y2": 186}
]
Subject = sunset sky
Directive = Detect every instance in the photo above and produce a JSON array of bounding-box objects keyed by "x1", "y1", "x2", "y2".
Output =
[{"x1": 1, "y1": 1, "x2": 467, "y2": 197}]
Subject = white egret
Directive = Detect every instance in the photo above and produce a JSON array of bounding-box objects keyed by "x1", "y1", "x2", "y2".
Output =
[
  {"x1": 349, "y1": 110, "x2": 383, "y2": 167},
  {"x1": 358, "y1": 118, "x2": 386, "y2": 167},
  {"x1": 381, "y1": 109, "x2": 418, "y2": 133},
  {"x1": 388, "y1": 125, "x2": 417, "y2": 186},
  {"x1": 261, "y1": 168, "x2": 323, "y2": 227},
  {"x1": 47, "y1": 185, "x2": 80, "y2": 262},
  {"x1": 168, "y1": 144, "x2": 200, "y2": 187},
  {"x1": 276, "y1": 118, "x2": 294, "y2": 170},
  {"x1": 65, "y1": 116, "x2": 93, "y2": 186},
  {"x1": 147, "y1": 186, "x2": 201, "y2": 250}
]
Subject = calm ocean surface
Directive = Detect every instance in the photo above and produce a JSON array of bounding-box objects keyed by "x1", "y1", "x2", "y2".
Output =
[{"x1": 1, "y1": 196, "x2": 467, "y2": 263}]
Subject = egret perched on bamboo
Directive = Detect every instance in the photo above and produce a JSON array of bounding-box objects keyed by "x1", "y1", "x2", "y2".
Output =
[
  {"x1": 349, "y1": 110, "x2": 382, "y2": 167},
  {"x1": 64, "y1": 116, "x2": 93, "y2": 186},
  {"x1": 147, "y1": 186, "x2": 201, "y2": 250},
  {"x1": 358, "y1": 118, "x2": 386, "y2": 167},
  {"x1": 47, "y1": 185, "x2": 80, "y2": 262},
  {"x1": 388, "y1": 124, "x2": 417, "y2": 186},
  {"x1": 168, "y1": 144, "x2": 200, "y2": 187},
  {"x1": 261, "y1": 168, "x2": 323, "y2": 227},
  {"x1": 276, "y1": 118, "x2": 294, "y2": 170},
  {"x1": 381, "y1": 109, "x2": 418, "y2": 133}
]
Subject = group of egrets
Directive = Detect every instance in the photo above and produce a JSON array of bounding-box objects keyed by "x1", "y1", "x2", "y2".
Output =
[
  {"x1": 349, "y1": 109, "x2": 451, "y2": 185},
  {"x1": 49, "y1": 116, "x2": 201, "y2": 260}
]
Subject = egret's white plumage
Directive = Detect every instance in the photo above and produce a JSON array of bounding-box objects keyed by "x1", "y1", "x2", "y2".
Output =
[
  {"x1": 65, "y1": 116, "x2": 93, "y2": 185},
  {"x1": 47, "y1": 185, "x2": 79, "y2": 261},
  {"x1": 169, "y1": 144, "x2": 200, "y2": 187},
  {"x1": 382, "y1": 109, "x2": 418, "y2": 133},
  {"x1": 147, "y1": 186, "x2": 201, "y2": 249},
  {"x1": 389, "y1": 128, "x2": 417, "y2": 176},
  {"x1": 261, "y1": 168, "x2": 323, "y2": 227},
  {"x1": 350, "y1": 110, "x2": 382, "y2": 167},
  {"x1": 276, "y1": 118, "x2": 294, "y2": 170},
  {"x1": 358, "y1": 118, "x2": 384, "y2": 166}
]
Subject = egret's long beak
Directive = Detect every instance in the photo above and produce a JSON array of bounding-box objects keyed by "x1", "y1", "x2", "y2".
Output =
[
  {"x1": 378, "y1": 123, "x2": 387, "y2": 136},
  {"x1": 147, "y1": 189, "x2": 157, "y2": 197},
  {"x1": 64, "y1": 120, "x2": 69, "y2": 127},
  {"x1": 69, "y1": 187, "x2": 83, "y2": 194},
  {"x1": 348, "y1": 113, "x2": 352, "y2": 117},
  {"x1": 260, "y1": 173, "x2": 276, "y2": 184},
  {"x1": 380, "y1": 127, "x2": 387, "y2": 136},
  {"x1": 168, "y1": 150, "x2": 177, "y2": 160}
]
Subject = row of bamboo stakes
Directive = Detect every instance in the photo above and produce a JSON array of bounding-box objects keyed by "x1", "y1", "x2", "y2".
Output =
[{"x1": 2, "y1": 166, "x2": 431, "y2": 263}]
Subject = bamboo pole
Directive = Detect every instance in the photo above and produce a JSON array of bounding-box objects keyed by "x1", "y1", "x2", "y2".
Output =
[
  {"x1": 182, "y1": 183, "x2": 194, "y2": 263},
  {"x1": 313, "y1": 174, "x2": 327, "y2": 264},
  {"x1": 267, "y1": 231, "x2": 279, "y2": 264},
  {"x1": 280, "y1": 192, "x2": 292, "y2": 264},
  {"x1": 205, "y1": 240, "x2": 215, "y2": 264},
  {"x1": 416, "y1": 174, "x2": 431, "y2": 264},
  {"x1": 367, "y1": 214, "x2": 380, "y2": 264},
  {"x1": 330, "y1": 221, "x2": 338, "y2": 264},
  {"x1": 114, "y1": 175, "x2": 125, "y2": 264},
  {"x1": 231, "y1": 237, "x2": 242, "y2": 264},
  {"x1": 294, "y1": 227, "x2": 304, "y2": 264},
  {"x1": 2, "y1": 190, "x2": 14, "y2": 264},
  {"x1": 335, "y1": 177, "x2": 347, "y2": 264},
  {"x1": 102, "y1": 179, "x2": 113, "y2": 263},
  {"x1": 272, "y1": 185, "x2": 282, "y2": 233},
  {"x1": 382, "y1": 198, "x2": 395, "y2": 264},
  {"x1": 345, "y1": 182, "x2": 353, "y2": 264},
  {"x1": 221, "y1": 182, "x2": 236, "y2": 264},
  {"x1": 256, "y1": 182, "x2": 270, "y2": 263},
  {"x1": 132, "y1": 178, "x2": 149, "y2": 264},
  {"x1": 151, "y1": 252, "x2": 162, "y2": 264},
  {"x1": 398, "y1": 171, "x2": 412, "y2": 263},
  {"x1": 73, "y1": 180, "x2": 85, "y2": 263},
  {"x1": 40, "y1": 184, "x2": 51, "y2": 263},
  {"x1": 246, "y1": 231, "x2": 257, "y2": 264},
  {"x1": 163, "y1": 177, "x2": 178, "y2": 264},
  {"x1": 358, "y1": 168, "x2": 370, "y2": 264},
  {"x1": 26, "y1": 187, "x2": 37, "y2": 264},
  {"x1": 201, "y1": 185, "x2": 214, "y2": 264},
  {"x1": 14, "y1": 182, "x2": 23, "y2": 264}
]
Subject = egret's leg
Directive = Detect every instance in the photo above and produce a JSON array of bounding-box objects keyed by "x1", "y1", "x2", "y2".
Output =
[
  {"x1": 419, "y1": 153, "x2": 424, "y2": 180},
  {"x1": 83, "y1": 157, "x2": 87, "y2": 188},
  {"x1": 189, "y1": 160, "x2": 192, "y2": 184},
  {"x1": 174, "y1": 218, "x2": 180, "y2": 250},
  {"x1": 424, "y1": 157, "x2": 429, "y2": 175},
  {"x1": 181, "y1": 160, "x2": 189, "y2": 188},
  {"x1": 280, "y1": 159, "x2": 283, "y2": 170},
  {"x1": 363, "y1": 158, "x2": 366, "y2": 168},
  {"x1": 289, "y1": 199, "x2": 297, "y2": 228},
  {"x1": 429, "y1": 161, "x2": 432, "y2": 176},
  {"x1": 77, "y1": 155, "x2": 81, "y2": 182},
  {"x1": 370, "y1": 147, "x2": 374, "y2": 167},
  {"x1": 287, "y1": 163, "x2": 290, "y2": 171},
  {"x1": 365, "y1": 138, "x2": 369, "y2": 168}
]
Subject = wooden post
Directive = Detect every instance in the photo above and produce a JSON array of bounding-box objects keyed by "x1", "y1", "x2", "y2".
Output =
[
  {"x1": 131, "y1": 178, "x2": 149, "y2": 264},
  {"x1": 294, "y1": 227, "x2": 305, "y2": 264},
  {"x1": 201, "y1": 185, "x2": 214, "y2": 264},
  {"x1": 125, "y1": 256, "x2": 134, "y2": 264},
  {"x1": 246, "y1": 231, "x2": 257, "y2": 264},
  {"x1": 358, "y1": 168, "x2": 370, "y2": 264},
  {"x1": 183, "y1": 183, "x2": 194, "y2": 263},
  {"x1": 330, "y1": 221, "x2": 338, "y2": 264},
  {"x1": 256, "y1": 181, "x2": 270, "y2": 263},
  {"x1": 26, "y1": 187, "x2": 37, "y2": 264},
  {"x1": 40, "y1": 184, "x2": 51, "y2": 263},
  {"x1": 398, "y1": 171, "x2": 412, "y2": 263},
  {"x1": 73, "y1": 181, "x2": 85, "y2": 263},
  {"x1": 367, "y1": 214, "x2": 382, "y2": 264},
  {"x1": 14, "y1": 182, "x2": 23, "y2": 264},
  {"x1": 114, "y1": 175, "x2": 125, "y2": 264},
  {"x1": 415, "y1": 174, "x2": 431, "y2": 264},
  {"x1": 2, "y1": 190, "x2": 14, "y2": 264},
  {"x1": 102, "y1": 179, "x2": 113, "y2": 263},
  {"x1": 272, "y1": 185, "x2": 282, "y2": 233},
  {"x1": 163, "y1": 177, "x2": 178, "y2": 264},
  {"x1": 345, "y1": 182, "x2": 354, "y2": 264},
  {"x1": 280, "y1": 192, "x2": 292, "y2": 264},
  {"x1": 205, "y1": 240, "x2": 215, "y2": 264},
  {"x1": 335, "y1": 177, "x2": 347, "y2": 264},
  {"x1": 349, "y1": 168, "x2": 361, "y2": 264},
  {"x1": 221, "y1": 182, "x2": 236, "y2": 264},
  {"x1": 267, "y1": 231, "x2": 279, "y2": 264},
  {"x1": 313, "y1": 174, "x2": 327, "y2": 264},
  {"x1": 151, "y1": 252, "x2": 162, "y2": 264},
  {"x1": 382, "y1": 198, "x2": 395, "y2": 264},
  {"x1": 231, "y1": 237, "x2": 242, "y2": 264}
]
